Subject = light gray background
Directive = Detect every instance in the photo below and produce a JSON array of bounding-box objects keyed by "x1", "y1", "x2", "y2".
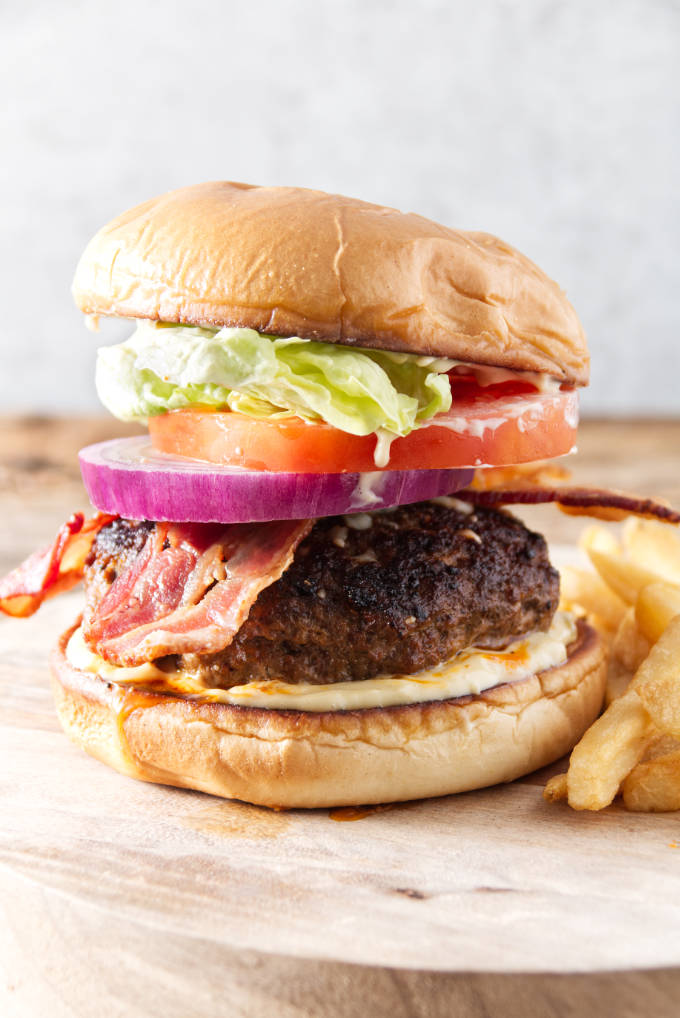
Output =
[{"x1": 1, "y1": 0, "x2": 678, "y2": 416}]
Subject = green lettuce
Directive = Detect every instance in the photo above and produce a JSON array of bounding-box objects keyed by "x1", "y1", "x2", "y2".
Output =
[{"x1": 96, "y1": 320, "x2": 454, "y2": 437}]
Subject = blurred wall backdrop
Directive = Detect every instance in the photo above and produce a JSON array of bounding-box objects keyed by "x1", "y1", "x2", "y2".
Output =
[{"x1": 1, "y1": 0, "x2": 678, "y2": 416}]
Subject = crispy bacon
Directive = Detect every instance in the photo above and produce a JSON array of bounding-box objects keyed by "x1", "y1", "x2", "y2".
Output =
[
  {"x1": 83, "y1": 522, "x2": 227, "y2": 645},
  {"x1": 458, "y1": 486, "x2": 680, "y2": 524},
  {"x1": 0, "y1": 512, "x2": 115, "y2": 618},
  {"x1": 469, "y1": 463, "x2": 573, "y2": 491},
  {"x1": 86, "y1": 518, "x2": 314, "y2": 666}
]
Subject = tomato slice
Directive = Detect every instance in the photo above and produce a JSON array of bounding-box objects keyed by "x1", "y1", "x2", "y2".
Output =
[{"x1": 149, "y1": 386, "x2": 578, "y2": 473}]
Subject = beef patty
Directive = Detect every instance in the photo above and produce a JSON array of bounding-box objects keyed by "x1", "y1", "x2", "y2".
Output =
[{"x1": 86, "y1": 502, "x2": 559, "y2": 687}]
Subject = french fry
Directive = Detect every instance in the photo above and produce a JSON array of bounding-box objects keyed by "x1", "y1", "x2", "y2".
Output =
[
  {"x1": 579, "y1": 524, "x2": 621, "y2": 557},
  {"x1": 559, "y1": 566, "x2": 627, "y2": 633},
  {"x1": 544, "y1": 511, "x2": 680, "y2": 814},
  {"x1": 554, "y1": 618, "x2": 680, "y2": 812},
  {"x1": 623, "y1": 518, "x2": 680, "y2": 586},
  {"x1": 543, "y1": 773, "x2": 568, "y2": 802},
  {"x1": 630, "y1": 616, "x2": 680, "y2": 738},
  {"x1": 588, "y1": 548, "x2": 667, "y2": 605},
  {"x1": 641, "y1": 733, "x2": 680, "y2": 762},
  {"x1": 622, "y1": 749, "x2": 680, "y2": 812},
  {"x1": 565, "y1": 692, "x2": 652, "y2": 811},
  {"x1": 605, "y1": 657, "x2": 633, "y2": 705},
  {"x1": 611, "y1": 608, "x2": 651, "y2": 672},
  {"x1": 635, "y1": 582, "x2": 680, "y2": 645}
]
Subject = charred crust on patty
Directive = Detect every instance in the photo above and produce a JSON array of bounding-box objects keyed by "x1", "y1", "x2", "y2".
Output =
[
  {"x1": 86, "y1": 518, "x2": 153, "y2": 577},
  {"x1": 85, "y1": 504, "x2": 559, "y2": 687}
]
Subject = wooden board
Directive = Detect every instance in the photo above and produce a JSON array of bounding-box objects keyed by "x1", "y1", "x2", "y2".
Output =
[{"x1": 2, "y1": 418, "x2": 680, "y2": 1016}]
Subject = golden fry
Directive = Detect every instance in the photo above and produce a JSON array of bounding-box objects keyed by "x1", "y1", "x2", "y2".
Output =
[
  {"x1": 623, "y1": 518, "x2": 680, "y2": 586},
  {"x1": 543, "y1": 773, "x2": 568, "y2": 802},
  {"x1": 578, "y1": 525, "x2": 621, "y2": 557},
  {"x1": 641, "y1": 733, "x2": 680, "y2": 761},
  {"x1": 566, "y1": 692, "x2": 651, "y2": 811},
  {"x1": 611, "y1": 608, "x2": 650, "y2": 672},
  {"x1": 544, "y1": 515, "x2": 680, "y2": 814},
  {"x1": 588, "y1": 548, "x2": 668, "y2": 606},
  {"x1": 559, "y1": 566, "x2": 627, "y2": 633},
  {"x1": 631, "y1": 616, "x2": 680, "y2": 738},
  {"x1": 622, "y1": 749, "x2": 680, "y2": 812},
  {"x1": 635, "y1": 582, "x2": 680, "y2": 645},
  {"x1": 605, "y1": 657, "x2": 633, "y2": 705}
]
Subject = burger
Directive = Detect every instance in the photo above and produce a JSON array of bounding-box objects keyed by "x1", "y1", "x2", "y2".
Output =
[{"x1": 0, "y1": 182, "x2": 626, "y2": 808}]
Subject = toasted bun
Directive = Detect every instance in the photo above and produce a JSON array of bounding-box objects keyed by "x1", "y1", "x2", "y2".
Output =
[
  {"x1": 51, "y1": 619, "x2": 606, "y2": 808},
  {"x1": 73, "y1": 182, "x2": 588, "y2": 384}
]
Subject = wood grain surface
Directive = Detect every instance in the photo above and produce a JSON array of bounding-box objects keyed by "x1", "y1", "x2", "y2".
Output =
[{"x1": 2, "y1": 417, "x2": 680, "y2": 1017}]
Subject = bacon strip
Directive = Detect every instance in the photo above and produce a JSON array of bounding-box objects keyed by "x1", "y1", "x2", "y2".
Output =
[
  {"x1": 83, "y1": 522, "x2": 229, "y2": 645},
  {"x1": 468, "y1": 463, "x2": 573, "y2": 491},
  {"x1": 457, "y1": 486, "x2": 680, "y2": 524},
  {"x1": 0, "y1": 512, "x2": 116, "y2": 618},
  {"x1": 89, "y1": 518, "x2": 314, "y2": 666}
]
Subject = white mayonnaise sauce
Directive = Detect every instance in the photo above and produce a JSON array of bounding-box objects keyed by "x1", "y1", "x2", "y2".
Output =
[
  {"x1": 373, "y1": 429, "x2": 396, "y2": 468},
  {"x1": 343, "y1": 512, "x2": 374, "y2": 530},
  {"x1": 371, "y1": 390, "x2": 577, "y2": 467},
  {"x1": 349, "y1": 471, "x2": 386, "y2": 509},
  {"x1": 66, "y1": 612, "x2": 577, "y2": 713}
]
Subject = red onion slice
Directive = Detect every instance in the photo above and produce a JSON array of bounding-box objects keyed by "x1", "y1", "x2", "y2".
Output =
[{"x1": 79, "y1": 438, "x2": 475, "y2": 523}]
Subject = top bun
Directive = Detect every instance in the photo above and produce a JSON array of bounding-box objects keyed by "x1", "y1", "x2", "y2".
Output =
[{"x1": 73, "y1": 182, "x2": 588, "y2": 384}]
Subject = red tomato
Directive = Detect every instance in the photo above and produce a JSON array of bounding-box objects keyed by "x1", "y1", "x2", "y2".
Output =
[{"x1": 148, "y1": 388, "x2": 578, "y2": 474}]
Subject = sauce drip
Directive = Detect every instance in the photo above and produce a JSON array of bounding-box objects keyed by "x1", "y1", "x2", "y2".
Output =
[
  {"x1": 111, "y1": 684, "x2": 165, "y2": 772},
  {"x1": 329, "y1": 804, "x2": 398, "y2": 822}
]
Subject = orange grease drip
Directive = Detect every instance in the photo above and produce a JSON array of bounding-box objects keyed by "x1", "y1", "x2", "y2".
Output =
[
  {"x1": 329, "y1": 804, "x2": 397, "y2": 822},
  {"x1": 112, "y1": 686, "x2": 164, "y2": 768},
  {"x1": 479, "y1": 644, "x2": 530, "y2": 667}
]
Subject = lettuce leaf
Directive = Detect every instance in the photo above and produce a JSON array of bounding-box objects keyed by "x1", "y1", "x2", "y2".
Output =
[{"x1": 96, "y1": 320, "x2": 454, "y2": 436}]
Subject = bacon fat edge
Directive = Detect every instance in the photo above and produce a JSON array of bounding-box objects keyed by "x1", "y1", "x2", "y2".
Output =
[
  {"x1": 0, "y1": 512, "x2": 115, "y2": 618},
  {"x1": 0, "y1": 513, "x2": 314, "y2": 668},
  {"x1": 457, "y1": 486, "x2": 680, "y2": 524},
  {"x1": 84, "y1": 518, "x2": 313, "y2": 666}
]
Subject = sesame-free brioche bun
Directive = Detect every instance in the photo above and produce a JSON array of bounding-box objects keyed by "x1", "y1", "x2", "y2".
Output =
[
  {"x1": 72, "y1": 182, "x2": 588, "y2": 385},
  {"x1": 51, "y1": 619, "x2": 606, "y2": 809}
]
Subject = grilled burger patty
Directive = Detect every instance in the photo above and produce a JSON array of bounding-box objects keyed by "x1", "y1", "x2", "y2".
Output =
[{"x1": 85, "y1": 503, "x2": 559, "y2": 687}]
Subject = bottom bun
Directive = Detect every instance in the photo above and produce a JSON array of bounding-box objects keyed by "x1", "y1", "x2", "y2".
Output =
[{"x1": 51, "y1": 620, "x2": 606, "y2": 808}]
